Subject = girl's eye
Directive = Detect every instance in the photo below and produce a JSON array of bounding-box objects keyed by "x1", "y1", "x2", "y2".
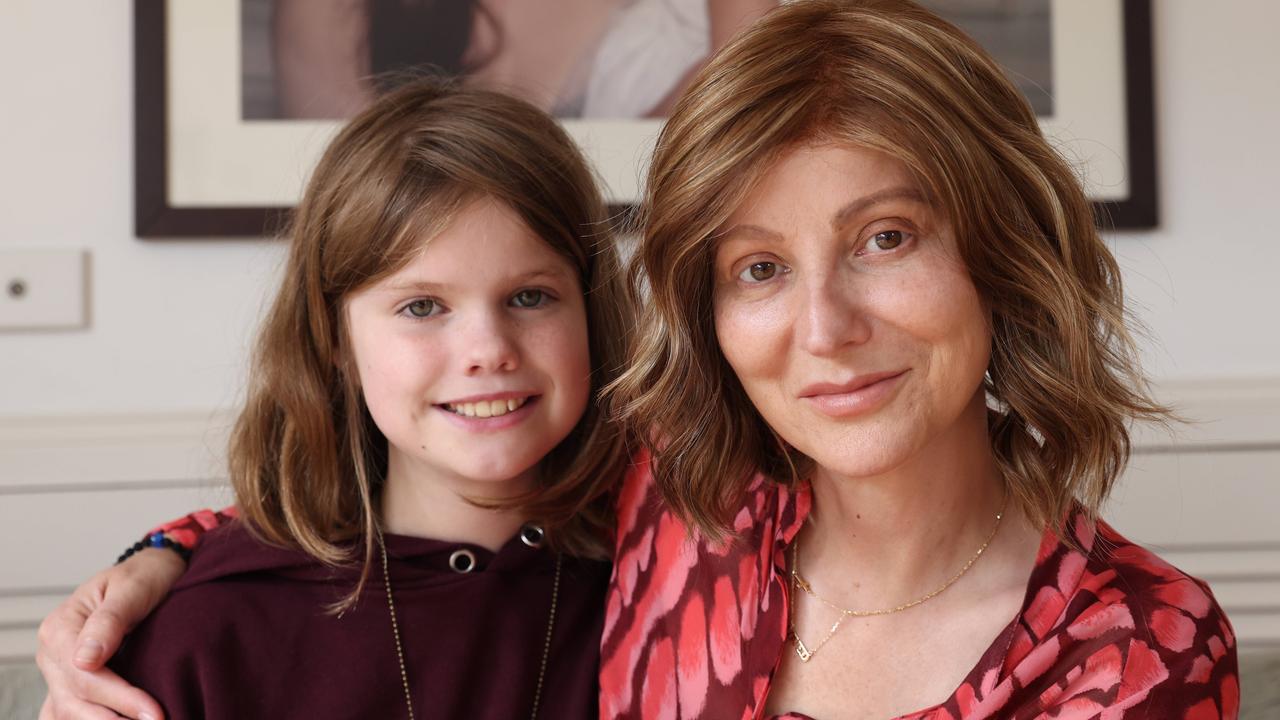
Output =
[
  {"x1": 403, "y1": 299, "x2": 438, "y2": 318},
  {"x1": 511, "y1": 289, "x2": 546, "y2": 308},
  {"x1": 865, "y1": 230, "x2": 906, "y2": 252},
  {"x1": 738, "y1": 261, "x2": 781, "y2": 283}
]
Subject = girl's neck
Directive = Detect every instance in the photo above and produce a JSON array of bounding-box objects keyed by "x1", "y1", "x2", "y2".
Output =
[
  {"x1": 379, "y1": 452, "x2": 536, "y2": 552},
  {"x1": 801, "y1": 394, "x2": 1010, "y2": 608}
]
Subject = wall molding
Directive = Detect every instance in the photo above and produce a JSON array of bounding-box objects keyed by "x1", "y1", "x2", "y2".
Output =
[{"x1": 0, "y1": 378, "x2": 1276, "y2": 657}]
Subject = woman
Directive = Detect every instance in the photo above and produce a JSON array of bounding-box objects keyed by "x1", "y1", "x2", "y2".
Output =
[
  {"x1": 39, "y1": 2, "x2": 1237, "y2": 718},
  {"x1": 598, "y1": 2, "x2": 1237, "y2": 716}
]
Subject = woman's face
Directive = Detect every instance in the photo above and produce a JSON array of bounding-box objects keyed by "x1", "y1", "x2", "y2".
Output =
[{"x1": 712, "y1": 143, "x2": 991, "y2": 479}]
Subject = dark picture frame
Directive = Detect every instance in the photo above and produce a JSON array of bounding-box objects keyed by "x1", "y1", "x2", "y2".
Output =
[{"x1": 135, "y1": 0, "x2": 1157, "y2": 238}]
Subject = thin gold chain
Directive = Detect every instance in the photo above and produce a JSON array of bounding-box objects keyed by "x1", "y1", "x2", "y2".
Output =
[
  {"x1": 378, "y1": 530, "x2": 417, "y2": 720},
  {"x1": 379, "y1": 530, "x2": 563, "y2": 719},
  {"x1": 788, "y1": 493, "x2": 1007, "y2": 663},
  {"x1": 530, "y1": 549, "x2": 562, "y2": 719}
]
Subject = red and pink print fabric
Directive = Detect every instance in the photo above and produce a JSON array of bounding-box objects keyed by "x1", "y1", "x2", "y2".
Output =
[{"x1": 599, "y1": 452, "x2": 1239, "y2": 719}]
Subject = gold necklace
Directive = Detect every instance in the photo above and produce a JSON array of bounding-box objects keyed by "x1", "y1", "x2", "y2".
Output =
[
  {"x1": 788, "y1": 494, "x2": 1007, "y2": 663},
  {"x1": 378, "y1": 529, "x2": 563, "y2": 719}
]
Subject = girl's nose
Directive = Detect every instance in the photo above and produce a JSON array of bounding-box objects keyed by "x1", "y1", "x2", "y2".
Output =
[{"x1": 461, "y1": 313, "x2": 520, "y2": 375}]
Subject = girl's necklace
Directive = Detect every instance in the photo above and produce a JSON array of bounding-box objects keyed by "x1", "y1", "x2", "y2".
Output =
[
  {"x1": 377, "y1": 529, "x2": 563, "y2": 719},
  {"x1": 788, "y1": 494, "x2": 1007, "y2": 663}
]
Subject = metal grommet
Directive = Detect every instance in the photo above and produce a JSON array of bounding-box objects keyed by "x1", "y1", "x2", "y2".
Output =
[
  {"x1": 519, "y1": 524, "x2": 545, "y2": 548},
  {"x1": 449, "y1": 549, "x2": 477, "y2": 573}
]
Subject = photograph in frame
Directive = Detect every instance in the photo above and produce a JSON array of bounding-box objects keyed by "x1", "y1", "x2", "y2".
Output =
[{"x1": 136, "y1": 0, "x2": 1155, "y2": 238}]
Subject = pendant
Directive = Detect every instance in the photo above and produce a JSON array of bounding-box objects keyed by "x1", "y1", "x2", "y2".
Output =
[{"x1": 794, "y1": 637, "x2": 813, "y2": 663}]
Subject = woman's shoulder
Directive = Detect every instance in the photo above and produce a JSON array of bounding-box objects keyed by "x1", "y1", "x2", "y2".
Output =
[
  {"x1": 1070, "y1": 517, "x2": 1235, "y2": 651},
  {"x1": 613, "y1": 448, "x2": 808, "y2": 543},
  {"x1": 1004, "y1": 513, "x2": 1239, "y2": 716},
  {"x1": 601, "y1": 450, "x2": 803, "y2": 718}
]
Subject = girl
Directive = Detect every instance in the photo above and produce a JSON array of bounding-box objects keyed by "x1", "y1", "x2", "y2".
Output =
[{"x1": 79, "y1": 76, "x2": 631, "y2": 719}]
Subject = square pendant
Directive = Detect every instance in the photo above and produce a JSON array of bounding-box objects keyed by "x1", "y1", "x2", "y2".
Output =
[{"x1": 794, "y1": 639, "x2": 813, "y2": 662}]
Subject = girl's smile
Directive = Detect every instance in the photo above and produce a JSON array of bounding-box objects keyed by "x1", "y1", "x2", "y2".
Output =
[{"x1": 437, "y1": 392, "x2": 540, "y2": 430}]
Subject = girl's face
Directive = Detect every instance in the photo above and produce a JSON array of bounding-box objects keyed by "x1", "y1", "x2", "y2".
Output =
[
  {"x1": 344, "y1": 197, "x2": 592, "y2": 493},
  {"x1": 712, "y1": 143, "x2": 991, "y2": 479}
]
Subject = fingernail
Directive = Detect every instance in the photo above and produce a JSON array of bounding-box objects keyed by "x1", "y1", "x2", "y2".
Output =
[
  {"x1": 140, "y1": 713, "x2": 158, "y2": 720},
  {"x1": 74, "y1": 639, "x2": 103, "y2": 664}
]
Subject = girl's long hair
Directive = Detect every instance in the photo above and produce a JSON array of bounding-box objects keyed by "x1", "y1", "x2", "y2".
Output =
[{"x1": 230, "y1": 77, "x2": 632, "y2": 608}]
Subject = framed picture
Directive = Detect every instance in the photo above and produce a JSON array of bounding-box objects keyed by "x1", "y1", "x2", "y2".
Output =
[{"x1": 135, "y1": 0, "x2": 1156, "y2": 238}]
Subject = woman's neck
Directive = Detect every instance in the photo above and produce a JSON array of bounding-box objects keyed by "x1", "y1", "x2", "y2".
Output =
[
  {"x1": 379, "y1": 452, "x2": 535, "y2": 552},
  {"x1": 801, "y1": 395, "x2": 1011, "y2": 609}
]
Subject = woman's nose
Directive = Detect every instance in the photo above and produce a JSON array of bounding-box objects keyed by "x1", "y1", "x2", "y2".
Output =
[{"x1": 796, "y1": 273, "x2": 872, "y2": 357}]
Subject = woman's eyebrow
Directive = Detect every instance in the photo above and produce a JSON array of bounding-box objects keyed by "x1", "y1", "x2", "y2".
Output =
[
  {"x1": 831, "y1": 186, "x2": 929, "y2": 229},
  {"x1": 717, "y1": 186, "x2": 929, "y2": 244}
]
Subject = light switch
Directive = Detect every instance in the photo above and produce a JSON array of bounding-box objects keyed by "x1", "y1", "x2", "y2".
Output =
[{"x1": 0, "y1": 249, "x2": 89, "y2": 331}]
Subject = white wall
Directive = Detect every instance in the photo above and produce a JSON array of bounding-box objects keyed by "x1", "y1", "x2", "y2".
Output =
[
  {"x1": 0, "y1": 2, "x2": 285, "y2": 417},
  {"x1": 1110, "y1": 0, "x2": 1280, "y2": 381},
  {"x1": 0, "y1": 0, "x2": 1277, "y2": 659}
]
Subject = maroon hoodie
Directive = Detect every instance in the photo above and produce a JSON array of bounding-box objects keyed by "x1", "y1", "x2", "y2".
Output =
[{"x1": 110, "y1": 521, "x2": 609, "y2": 719}]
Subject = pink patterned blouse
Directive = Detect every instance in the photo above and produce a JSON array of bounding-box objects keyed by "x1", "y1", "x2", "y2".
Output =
[
  {"x1": 598, "y1": 452, "x2": 1239, "y2": 719},
  {"x1": 154, "y1": 451, "x2": 1239, "y2": 719}
]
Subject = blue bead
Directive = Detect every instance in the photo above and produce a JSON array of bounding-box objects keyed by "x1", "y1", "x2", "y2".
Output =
[{"x1": 149, "y1": 532, "x2": 165, "y2": 548}]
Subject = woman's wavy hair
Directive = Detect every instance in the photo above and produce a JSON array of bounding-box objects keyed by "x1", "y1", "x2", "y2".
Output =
[
  {"x1": 229, "y1": 77, "x2": 631, "y2": 607},
  {"x1": 609, "y1": 0, "x2": 1168, "y2": 540}
]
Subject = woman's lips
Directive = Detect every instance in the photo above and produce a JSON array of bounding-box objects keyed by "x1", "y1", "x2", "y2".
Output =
[{"x1": 799, "y1": 370, "x2": 908, "y2": 418}]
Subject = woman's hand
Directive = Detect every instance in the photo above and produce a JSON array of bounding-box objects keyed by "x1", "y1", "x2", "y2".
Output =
[{"x1": 36, "y1": 549, "x2": 186, "y2": 720}]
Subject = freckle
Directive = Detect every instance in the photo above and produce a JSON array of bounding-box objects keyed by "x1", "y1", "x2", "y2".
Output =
[{"x1": 856, "y1": 513, "x2": 861, "y2": 520}]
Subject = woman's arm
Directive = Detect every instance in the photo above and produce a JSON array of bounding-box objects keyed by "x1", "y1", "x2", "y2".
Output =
[
  {"x1": 37, "y1": 550, "x2": 185, "y2": 720},
  {"x1": 36, "y1": 508, "x2": 235, "y2": 719}
]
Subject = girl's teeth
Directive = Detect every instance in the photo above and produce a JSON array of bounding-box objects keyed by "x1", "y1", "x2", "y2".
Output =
[{"x1": 448, "y1": 397, "x2": 527, "y2": 418}]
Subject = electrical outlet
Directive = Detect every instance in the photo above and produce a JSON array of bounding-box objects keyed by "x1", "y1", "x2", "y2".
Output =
[{"x1": 0, "y1": 249, "x2": 89, "y2": 331}]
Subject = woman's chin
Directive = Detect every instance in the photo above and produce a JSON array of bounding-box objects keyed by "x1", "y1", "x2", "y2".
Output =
[{"x1": 797, "y1": 434, "x2": 924, "y2": 484}]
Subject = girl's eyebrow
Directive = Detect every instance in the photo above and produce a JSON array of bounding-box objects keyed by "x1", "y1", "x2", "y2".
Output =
[{"x1": 382, "y1": 267, "x2": 572, "y2": 293}]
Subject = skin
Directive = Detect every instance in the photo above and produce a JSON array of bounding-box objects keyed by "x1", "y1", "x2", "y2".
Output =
[
  {"x1": 36, "y1": 198, "x2": 592, "y2": 719},
  {"x1": 713, "y1": 143, "x2": 1041, "y2": 719}
]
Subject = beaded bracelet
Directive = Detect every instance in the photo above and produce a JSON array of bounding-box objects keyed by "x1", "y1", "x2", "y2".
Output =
[{"x1": 116, "y1": 531, "x2": 193, "y2": 565}]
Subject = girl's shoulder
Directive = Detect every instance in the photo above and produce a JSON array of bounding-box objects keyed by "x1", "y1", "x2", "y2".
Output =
[{"x1": 173, "y1": 519, "x2": 333, "y2": 591}]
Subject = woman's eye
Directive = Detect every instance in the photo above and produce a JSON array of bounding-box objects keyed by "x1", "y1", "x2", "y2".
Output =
[
  {"x1": 866, "y1": 230, "x2": 905, "y2": 252},
  {"x1": 403, "y1": 299, "x2": 437, "y2": 318},
  {"x1": 738, "y1": 261, "x2": 780, "y2": 283},
  {"x1": 511, "y1": 289, "x2": 545, "y2": 308}
]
